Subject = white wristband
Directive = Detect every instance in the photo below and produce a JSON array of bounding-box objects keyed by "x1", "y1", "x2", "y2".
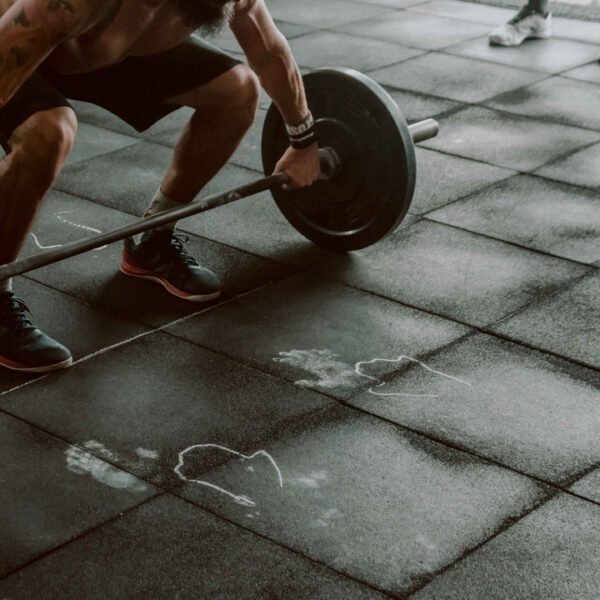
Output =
[{"x1": 285, "y1": 112, "x2": 314, "y2": 138}]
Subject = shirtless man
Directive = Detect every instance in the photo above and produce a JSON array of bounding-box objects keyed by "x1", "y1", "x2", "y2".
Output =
[{"x1": 0, "y1": 0, "x2": 320, "y2": 372}]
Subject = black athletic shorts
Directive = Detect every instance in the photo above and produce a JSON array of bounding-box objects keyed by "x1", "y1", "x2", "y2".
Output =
[{"x1": 0, "y1": 35, "x2": 241, "y2": 149}]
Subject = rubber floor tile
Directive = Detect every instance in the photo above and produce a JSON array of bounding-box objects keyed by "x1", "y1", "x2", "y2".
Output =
[
  {"x1": 429, "y1": 174, "x2": 600, "y2": 263},
  {"x1": 175, "y1": 406, "x2": 547, "y2": 596},
  {"x1": 0, "y1": 412, "x2": 157, "y2": 578},
  {"x1": 492, "y1": 271, "x2": 600, "y2": 369},
  {"x1": 315, "y1": 220, "x2": 589, "y2": 327},
  {"x1": 411, "y1": 494, "x2": 600, "y2": 600},
  {"x1": 0, "y1": 494, "x2": 389, "y2": 600},
  {"x1": 350, "y1": 333, "x2": 600, "y2": 483},
  {"x1": 0, "y1": 332, "x2": 333, "y2": 490},
  {"x1": 166, "y1": 272, "x2": 470, "y2": 399}
]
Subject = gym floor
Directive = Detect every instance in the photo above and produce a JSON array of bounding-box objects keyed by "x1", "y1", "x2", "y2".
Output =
[{"x1": 1, "y1": 1, "x2": 599, "y2": 598}]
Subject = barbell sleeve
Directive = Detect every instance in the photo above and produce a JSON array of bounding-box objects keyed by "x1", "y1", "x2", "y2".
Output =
[{"x1": 408, "y1": 119, "x2": 439, "y2": 144}]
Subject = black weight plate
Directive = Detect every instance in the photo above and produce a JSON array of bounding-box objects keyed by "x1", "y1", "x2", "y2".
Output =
[{"x1": 261, "y1": 67, "x2": 416, "y2": 251}]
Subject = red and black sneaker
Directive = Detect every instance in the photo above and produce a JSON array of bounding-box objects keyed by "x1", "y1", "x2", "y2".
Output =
[
  {"x1": 121, "y1": 231, "x2": 221, "y2": 302},
  {"x1": 0, "y1": 291, "x2": 72, "y2": 373}
]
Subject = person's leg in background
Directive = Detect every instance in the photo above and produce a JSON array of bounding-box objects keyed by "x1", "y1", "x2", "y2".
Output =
[{"x1": 489, "y1": 0, "x2": 552, "y2": 46}]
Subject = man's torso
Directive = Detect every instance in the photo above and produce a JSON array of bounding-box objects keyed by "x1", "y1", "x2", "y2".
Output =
[{"x1": 0, "y1": 0, "x2": 199, "y2": 73}]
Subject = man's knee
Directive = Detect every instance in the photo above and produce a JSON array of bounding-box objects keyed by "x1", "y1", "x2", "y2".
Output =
[
  {"x1": 187, "y1": 65, "x2": 260, "y2": 128},
  {"x1": 229, "y1": 64, "x2": 261, "y2": 117},
  {"x1": 10, "y1": 107, "x2": 77, "y2": 185}
]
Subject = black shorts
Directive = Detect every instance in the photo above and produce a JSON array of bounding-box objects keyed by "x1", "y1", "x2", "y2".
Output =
[{"x1": 0, "y1": 35, "x2": 241, "y2": 149}]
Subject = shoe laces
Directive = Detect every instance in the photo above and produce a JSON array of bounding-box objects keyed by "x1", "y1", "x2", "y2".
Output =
[
  {"x1": 0, "y1": 294, "x2": 36, "y2": 335},
  {"x1": 163, "y1": 234, "x2": 199, "y2": 268}
]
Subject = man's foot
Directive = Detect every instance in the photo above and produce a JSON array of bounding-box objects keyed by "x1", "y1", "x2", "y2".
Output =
[
  {"x1": 121, "y1": 231, "x2": 221, "y2": 302},
  {"x1": 489, "y1": 7, "x2": 552, "y2": 46},
  {"x1": 0, "y1": 292, "x2": 72, "y2": 373}
]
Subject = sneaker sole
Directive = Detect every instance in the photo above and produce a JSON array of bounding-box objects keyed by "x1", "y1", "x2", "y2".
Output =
[
  {"x1": 0, "y1": 355, "x2": 73, "y2": 373},
  {"x1": 120, "y1": 262, "x2": 221, "y2": 303},
  {"x1": 489, "y1": 30, "x2": 551, "y2": 46}
]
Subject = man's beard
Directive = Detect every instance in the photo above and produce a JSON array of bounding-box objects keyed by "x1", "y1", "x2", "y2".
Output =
[{"x1": 171, "y1": 0, "x2": 235, "y2": 34}]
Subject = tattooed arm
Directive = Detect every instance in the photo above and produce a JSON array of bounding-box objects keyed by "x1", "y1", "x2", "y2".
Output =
[{"x1": 0, "y1": 0, "x2": 106, "y2": 106}]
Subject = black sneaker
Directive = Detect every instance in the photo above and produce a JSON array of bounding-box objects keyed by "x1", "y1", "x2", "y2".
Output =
[
  {"x1": 121, "y1": 231, "x2": 221, "y2": 302},
  {"x1": 0, "y1": 291, "x2": 72, "y2": 372}
]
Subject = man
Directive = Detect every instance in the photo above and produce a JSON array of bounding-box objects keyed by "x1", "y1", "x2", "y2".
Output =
[{"x1": 0, "y1": 0, "x2": 320, "y2": 372}]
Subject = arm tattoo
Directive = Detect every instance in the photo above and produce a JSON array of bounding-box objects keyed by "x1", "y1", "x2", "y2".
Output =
[
  {"x1": 47, "y1": 0, "x2": 75, "y2": 12},
  {"x1": 14, "y1": 10, "x2": 31, "y2": 27}
]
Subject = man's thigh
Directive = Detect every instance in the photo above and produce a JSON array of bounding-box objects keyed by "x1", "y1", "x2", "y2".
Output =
[
  {"x1": 0, "y1": 72, "x2": 72, "y2": 152},
  {"x1": 43, "y1": 36, "x2": 242, "y2": 132}
]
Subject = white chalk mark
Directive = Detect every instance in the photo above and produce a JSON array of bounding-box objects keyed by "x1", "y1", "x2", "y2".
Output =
[
  {"x1": 275, "y1": 349, "x2": 360, "y2": 389},
  {"x1": 136, "y1": 447, "x2": 159, "y2": 460},
  {"x1": 0, "y1": 288, "x2": 257, "y2": 400},
  {"x1": 274, "y1": 349, "x2": 471, "y2": 398},
  {"x1": 29, "y1": 232, "x2": 62, "y2": 250},
  {"x1": 174, "y1": 443, "x2": 283, "y2": 508},
  {"x1": 65, "y1": 446, "x2": 148, "y2": 493},
  {"x1": 56, "y1": 210, "x2": 107, "y2": 250},
  {"x1": 356, "y1": 356, "x2": 472, "y2": 388}
]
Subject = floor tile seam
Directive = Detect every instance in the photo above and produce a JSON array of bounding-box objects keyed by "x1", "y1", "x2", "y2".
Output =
[
  {"x1": 342, "y1": 399, "x2": 600, "y2": 510},
  {"x1": 20, "y1": 271, "x2": 164, "y2": 331},
  {"x1": 480, "y1": 327, "x2": 600, "y2": 373},
  {"x1": 332, "y1": 6, "x2": 402, "y2": 31},
  {"x1": 162, "y1": 324, "x2": 595, "y2": 497},
  {"x1": 528, "y1": 138, "x2": 600, "y2": 176},
  {"x1": 375, "y1": 81, "x2": 471, "y2": 117},
  {"x1": 74, "y1": 120, "x2": 143, "y2": 140},
  {"x1": 486, "y1": 267, "x2": 598, "y2": 329},
  {"x1": 561, "y1": 72, "x2": 600, "y2": 86},
  {"x1": 416, "y1": 134, "x2": 600, "y2": 179},
  {"x1": 0, "y1": 491, "x2": 166, "y2": 582},
  {"x1": 34, "y1": 181, "x2": 308, "y2": 274},
  {"x1": 0, "y1": 288, "x2": 256, "y2": 401},
  {"x1": 166, "y1": 490, "x2": 401, "y2": 600},
  {"x1": 402, "y1": 488, "x2": 559, "y2": 598},
  {"x1": 553, "y1": 72, "x2": 600, "y2": 88},
  {"x1": 310, "y1": 272, "x2": 600, "y2": 372},
  {"x1": 0, "y1": 404, "x2": 180, "y2": 497},
  {"x1": 403, "y1": 5, "x2": 600, "y2": 43},
  {"x1": 478, "y1": 98, "x2": 600, "y2": 135},
  {"x1": 324, "y1": 24, "x2": 433, "y2": 54},
  {"x1": 530, "y1": 169, "x2": 600, "y2": 197},
  {"x1": 66, "y1": 138, "x2": 142, "y2": 169},
  {"x1": 412, "y1": 170, "x2": 521, "y2": 219},
  {"x1": 422, "y1": 216, "x2": 599, "y2": 268},
  {"x1": 405, "y1": 477, "x2": 600, "y2": 597},
  {"x1": 437, "y1": 40, "x2": 598, "y2": 74},
  {"x1": 446, "y1": 79, "x2": 600, "y2": 134}
]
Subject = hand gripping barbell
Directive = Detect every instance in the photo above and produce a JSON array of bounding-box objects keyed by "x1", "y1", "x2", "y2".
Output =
[{"x1": 0, "y1": 67, "x2": 439, "y2": 281}]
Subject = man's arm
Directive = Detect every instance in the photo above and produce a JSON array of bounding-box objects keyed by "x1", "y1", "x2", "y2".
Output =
[
  {"x1": 0, "y1": 0, "x2": 105, "y2": 106},
  {"x1": 229, "y1": 0, "x2": 308, "y2": 128},
  {"x1": 230, "y1": 0, "x2": 319, "y2": 187}
]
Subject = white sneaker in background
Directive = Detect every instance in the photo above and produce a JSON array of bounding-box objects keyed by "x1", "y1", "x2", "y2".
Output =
[{"x1": 489, "y1": 8, "x2": 552, "y2": 46}]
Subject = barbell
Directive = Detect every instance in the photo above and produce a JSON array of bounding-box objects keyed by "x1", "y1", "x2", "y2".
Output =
[{"x1": 0, "y1": 67, "x2": 439, "y2": 281}]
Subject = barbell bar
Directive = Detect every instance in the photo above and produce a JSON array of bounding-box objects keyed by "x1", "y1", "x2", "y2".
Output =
[{"x1": 0, "y1": 67, "x2": 440, "y2": 280}]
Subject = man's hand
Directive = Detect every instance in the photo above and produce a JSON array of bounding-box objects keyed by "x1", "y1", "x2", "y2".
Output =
[{"x1": 273, "y1": 143, "x2": 321, "y2": 190}]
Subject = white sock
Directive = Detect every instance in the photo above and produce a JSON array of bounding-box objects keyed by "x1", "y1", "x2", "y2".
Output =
[
  {"x1": 0, "y1": 278, "x2": 12, "y2": 293},
  {"x1": 144, "y1": 189, "x2": 186, "y2": 232}
]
